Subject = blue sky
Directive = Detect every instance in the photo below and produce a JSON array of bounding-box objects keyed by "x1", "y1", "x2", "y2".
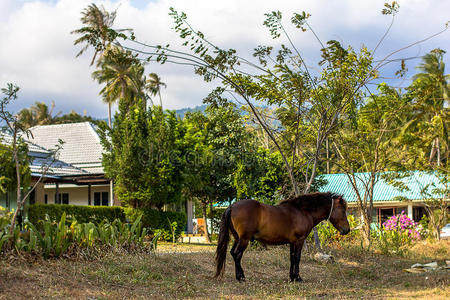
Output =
[{"x1": 0, "y1": 0, "x2": 448, "y2": 118}]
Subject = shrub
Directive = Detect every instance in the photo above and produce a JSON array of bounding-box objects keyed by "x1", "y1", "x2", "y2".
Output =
[
  {"x1": 28, "y1": 203, "x2": 126, "y2": 226},
  {"x1": 0, "y1": 207, "x2": 12, "y2": 251},
  {"x1": 1, "y1": 212, "x2": 150, "y2": 258},
  {"x1": 124, "y1": 207, "x2": 186, "y2": 241},
  {"x1": 308, "y1": 215, "x2": 360, "y2": 244},
  {"x1": 375, "y1": 212, "x2": 421, "y2": 256},
  {"x1": 27, "y1": 204, "x2": 186, "y2": 243}
]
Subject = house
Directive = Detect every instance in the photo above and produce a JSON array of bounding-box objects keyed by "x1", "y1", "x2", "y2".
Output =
[
  {"x1": 317, "y1": 171, "x2": 449, "y2": 225},
  {"x1": 0, "y1": 122, "x2": 115, "y2": 211}
]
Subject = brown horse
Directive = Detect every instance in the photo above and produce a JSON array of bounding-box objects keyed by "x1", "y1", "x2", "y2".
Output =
[{"x1": 215, "y1": 192, "x2": 350, "y2": 282}]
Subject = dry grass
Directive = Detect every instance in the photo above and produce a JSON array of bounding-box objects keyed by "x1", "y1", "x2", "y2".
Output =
[{"x1": 0, "y1": 240, "x2": 449, "y2": 299}]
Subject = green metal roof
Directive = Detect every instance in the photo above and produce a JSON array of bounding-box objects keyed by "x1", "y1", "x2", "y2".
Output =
[{"x1": 317, "y1": 171, "x2": 448, "y2": 203}]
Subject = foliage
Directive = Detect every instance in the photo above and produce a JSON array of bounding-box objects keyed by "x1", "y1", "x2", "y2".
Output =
[
  {"x1": 92, "y1": 45, "x2": 145, "y2": 111},
  {"x1": 17, "y1": 102, "x2": 105, "y2": 129},
  {"x1": 71, "y1": 3, "x2": 130, "y2": 66},
  {"x1": 182, "y1": 103, "x2": 258, "y2": 242},
  {"x1": 332, "y1": 83, "x2": 407, "y2": 246},
  {"x1": 0, "y1": 137, "x2": 30, "y2": 193},
  {"x1": 383, "y1": 212, "x2": 421, "y2": 240},
  {"x1": 307, "y1": 215, "x2": 360, "y2": 244},
  {"x1": 28, "y1": 203, "x2": 126, "y2": 226},
  {"x1": 99, "y1": 104, "x2": 185, "y2": 209},
  {"x1": 1, "y1": 212, "x2": 149, "y2": 258},
  {"x1": 124, "y1": 207, "x2": 186, "y2": 242},
  {"x1": 1, "y1": 83, "x2": 43, "y2": 235},
  {"x1": 28, "y1": 204, "x2": 186, "y2": 243},
  {"x1": 374, "y1": 213, "x2": 422, "y2": 256},
  {"x1": 399, "y1": 49, "x2": 449, "y2": 168},
  {"x1": 0, "y1": 207, "x2": 12, "y2": 251}
]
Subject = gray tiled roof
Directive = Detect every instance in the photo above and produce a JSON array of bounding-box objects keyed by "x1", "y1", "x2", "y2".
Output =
[
  {"x1": 1, "y1": 132, "x2": 87, "y2": 176},
  {"x1": 28, "y1": 122, "x2": 104, "y2": 174}
]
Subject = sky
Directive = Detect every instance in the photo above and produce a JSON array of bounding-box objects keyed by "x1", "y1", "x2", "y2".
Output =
[{"x1": 0, "y1": 0, "x2": 448, "y2": 119}]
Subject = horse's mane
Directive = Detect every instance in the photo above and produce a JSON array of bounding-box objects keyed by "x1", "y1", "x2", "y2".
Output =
[{"x1": 279, "y1": 192, "x2": 343, "y2": 211}]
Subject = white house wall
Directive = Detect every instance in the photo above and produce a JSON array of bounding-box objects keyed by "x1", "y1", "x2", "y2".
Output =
[{"x1": 42, "y1": 184, "x2": 110, "y2": 206}]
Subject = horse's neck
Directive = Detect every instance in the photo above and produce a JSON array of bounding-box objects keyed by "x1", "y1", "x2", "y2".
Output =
[{"x1": 310, "y1": 206, "x2": 330, "y2": 226}]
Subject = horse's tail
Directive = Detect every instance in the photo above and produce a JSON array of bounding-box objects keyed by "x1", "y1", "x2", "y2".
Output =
[{"x1": 215, "y1": 206, "x2": 232, "y2": 278}]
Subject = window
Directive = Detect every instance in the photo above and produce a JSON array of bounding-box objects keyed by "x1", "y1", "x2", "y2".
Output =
[
  {"x1": 94, "y1": 192, "x2": 109, "y2": 206},
  {"x1": 55, "y1": 193, "x2": 69, "y2": 205},
  {"x1": 44, "y1": 194, "x2": 48, "y2": 204}
]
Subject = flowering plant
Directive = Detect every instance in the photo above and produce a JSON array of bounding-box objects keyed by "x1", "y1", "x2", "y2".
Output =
[
  {"x1": 382, "y1": 212, "x2": 421, "y2": 240},
  {"x1": 377, "y1": 212, "x2": 421, "y2": 256}
]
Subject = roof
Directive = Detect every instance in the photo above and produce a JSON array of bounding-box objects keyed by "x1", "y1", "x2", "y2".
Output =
[
  {"x1": 28, "y1": 122, "x2": 104, "y2": 174},
  {"x1": 317, "y1": 171, "x2": 448, "y2": 203},
  {"x1": 1, "y1": 131, "x2": 88, "y2": 177}
]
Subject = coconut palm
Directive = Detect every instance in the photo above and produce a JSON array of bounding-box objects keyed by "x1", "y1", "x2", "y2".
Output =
[
  {"x1": 92, "y1": 46, "x2": 145, "y2": 127},
  {"x1": 17, "y1": 101, "x2": 60, "y2": 129},
  {"x1": 404, "y1": 49, "x2": 449, "y2": 166},
  {"x1": 72, "y1": 3, "x2": 129, "y2": 66},
  {"x1": 145, "y1": 73, "x2": 167, "y2": 108}
]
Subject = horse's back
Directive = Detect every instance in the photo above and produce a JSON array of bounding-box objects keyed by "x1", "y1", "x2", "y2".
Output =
[{"x1": 230, "y1": 200, "x2": 298, "y2": 244}]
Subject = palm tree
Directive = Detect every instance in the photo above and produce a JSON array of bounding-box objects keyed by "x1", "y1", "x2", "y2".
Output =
[
  {"x1": 92, "y1": 46, "x2": 144, "y2": 127},
  {"x1": 17, "y1": 101, "x2": 60, "y2": 129},
  {"x1": 72, "y1": 4, "x2": 128, "y2": 66},
  {"x1": 145, "y1": 73, "x2": 167, "y2": 108},
  {"x1": 404, "y1": 49, "x2": 449, "y2": 166}
]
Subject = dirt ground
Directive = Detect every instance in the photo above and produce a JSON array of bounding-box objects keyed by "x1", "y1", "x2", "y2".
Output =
[{"x1": 1, "y1": 241, "x2": 449, "y2": 299}]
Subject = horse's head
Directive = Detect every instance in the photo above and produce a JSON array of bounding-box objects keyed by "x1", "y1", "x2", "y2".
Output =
[{"x1": 329, "y1": 195, "x2": 350, "y2": 235}]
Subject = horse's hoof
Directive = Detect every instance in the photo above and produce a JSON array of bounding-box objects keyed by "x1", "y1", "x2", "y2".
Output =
[{"x1": 290, "y1": 276, "x2": 303, "y2": 282}]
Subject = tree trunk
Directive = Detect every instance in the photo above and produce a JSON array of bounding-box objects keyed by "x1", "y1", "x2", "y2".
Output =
[
  {"x1": 326, "y1": 138, "x2": 330, "y2": 174},
  {"x1": 108, "y1": 102, "x2": 112, "y2": 128},
  {"x1": 436, "y1": 138, "x2": 440, "y2": 167},
  {"x1": 9, "y1": 133, "x2": 22, "y2": 236},
  {"x1": 158, "y1": 91, "x2": 163, "y2": 109},
  {"x1": 361, "y1": 213, "x2": 371, "y2": 248},
  {"x1": 209, "y1": 201, "x2": 214, "y2": 237},
  {"x1": 202, "y1": 201, "x2": 211, "y2": 243},
  {"x1": 429, "y1": 138, "x2": 437, "y2": 164}
]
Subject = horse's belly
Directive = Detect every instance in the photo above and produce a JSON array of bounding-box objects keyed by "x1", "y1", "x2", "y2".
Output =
[{"x1": 254, "y1": 232, "x2": 290, "y2": 245}]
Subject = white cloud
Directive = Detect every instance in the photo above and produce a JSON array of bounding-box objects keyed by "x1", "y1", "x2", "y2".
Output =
[{"x1": 0, "y1": 0, "x2": 448, "y2": 118}]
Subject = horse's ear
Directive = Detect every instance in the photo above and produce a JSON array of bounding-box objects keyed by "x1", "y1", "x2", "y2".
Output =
[{"x1": 337, "y1": 195, "x2": 344, "y2": 205}]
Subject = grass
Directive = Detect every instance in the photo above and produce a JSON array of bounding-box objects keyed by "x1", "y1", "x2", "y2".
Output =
[{"x1": 0, "y1": 240, "x2": 449, "y2": 299}]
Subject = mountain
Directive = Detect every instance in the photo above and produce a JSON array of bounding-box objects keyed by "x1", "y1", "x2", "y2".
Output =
[{"x1": 175, "y1": 105, "x2": 208, "y2": 119}]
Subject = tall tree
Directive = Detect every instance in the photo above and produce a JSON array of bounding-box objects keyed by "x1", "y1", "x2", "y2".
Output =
[
  {"x1": 183, "y1": 103, "x2": 253, "y2": 242},
  {"x1": 99, "y1": 101, "x2": 184, "y2": 209},
  {"x1": 17, "y1": 101, "x2": 60, "y2": 129},
  {"x1": 71, "y1": 3, "x2": 128, "y2": 66},
  {"x1": 72, "y1": 3, "x2": 131, "y2": 127},
  {"x1": 92, "y1": 46, "x2": 145, "y2": 127},
  {"x1": 1, "y1": 84, "x2": 60, "y2": 237},
  {"x1": 333, "y1": 83, "x2": 406, "y2": 246},
  {"x1": 145, "y1": 73, "x2": 167, "y2": 108},
  {"x1": 400, "y1": 49, "x2": 449, "y2": 168}
]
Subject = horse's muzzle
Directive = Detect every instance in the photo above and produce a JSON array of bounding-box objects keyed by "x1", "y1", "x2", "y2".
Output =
[{"x1": 340, "y1": 228, "x2": 350, "y2": 235}]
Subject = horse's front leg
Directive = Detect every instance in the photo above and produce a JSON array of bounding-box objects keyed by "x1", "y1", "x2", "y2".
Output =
[{"x1": 289, "y1": 238, "x2": 305, "y2": 282}]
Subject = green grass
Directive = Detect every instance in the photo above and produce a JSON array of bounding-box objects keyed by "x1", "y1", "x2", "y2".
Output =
[{"x1": 0, "y1": 240, "x2": 449, "y2": 299}]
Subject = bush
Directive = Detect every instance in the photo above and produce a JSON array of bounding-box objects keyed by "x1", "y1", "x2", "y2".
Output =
[
  {"x1": 308, "y1": 215, "x2": 360, "y2": 244},
  {"x1": 375, "y1": 212, "x2": 421, "y2": 256},
  {"x1": 27, "y1": 204, "x2": 186, "y2": 242},
  {"x1": 124, "y1": 208, "x2": 186, "y2": 241},
  {"x1": 28, "y1": 203, "x2": 126, "y2": 226},
  {"x1": 0, "y1": 212, "x2": 150, "y2": 258}
]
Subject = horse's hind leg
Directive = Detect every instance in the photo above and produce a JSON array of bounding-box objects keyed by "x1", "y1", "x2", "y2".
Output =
[{"x1": 231, "y1": 237, "x2": 249, "y2": 282}]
